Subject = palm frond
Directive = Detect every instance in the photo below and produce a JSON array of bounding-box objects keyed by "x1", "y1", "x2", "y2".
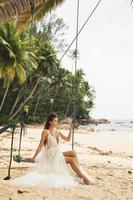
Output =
[
  {"x1": 0, "y1": 0, "x2": 65, "y2": 28},
  {"x1": 0, "y1": 20, "x2": 37, "y2": 87},
  {"x1": 0, "y1": 0, "x2": 44, "y2": 20},
  {"x1": 0, "y1": 36, "x2": 16, "y2": 66},
  {"x1": 15, "y1": 64, "x2": 26, "y2": 84},
  {"x1": 34, "y1": 0, "x2": 65, "y2": 21}
]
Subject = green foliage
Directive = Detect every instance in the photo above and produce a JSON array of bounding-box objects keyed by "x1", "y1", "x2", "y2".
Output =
[
  {"x1": 0, "y1": 20, "x2": 37, "y2": 86},
  {"x1": 0, "y1": 114, "x2": 9, "y2": 125},
  {"x1": 0, "y1": 17, "x2": 95, "y2": 125}
]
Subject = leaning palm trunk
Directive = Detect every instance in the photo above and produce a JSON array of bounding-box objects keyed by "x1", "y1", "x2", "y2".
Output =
[
  {"x1": 33, "y1": 85, "x2": 53, "y2": 116},
  {"x1": 0, "y1": 83, "x2": 10, "y2": 112},
  {"x1": 65, "y1": 97, "x2": 72, "y2": 117},
  {"x1": 9, "y1": 78, "x2": 40, "y2": 120},
  {"x1": 9, "y1": 85, "x2": 24, "y2": 116},
  {"x1": 33, "y1": 94, "x2": 41, "y2": 117},
  {"x1": 49, "y1": 88, "x2": 58, "y2": 114}
]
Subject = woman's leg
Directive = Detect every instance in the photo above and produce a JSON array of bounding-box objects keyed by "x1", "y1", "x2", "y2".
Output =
[
  {"x1": 63, "y1": 150, "x2": 80, "y2": 166},
  {"x1": 65, "y1": 156, "x2": 91, "y2": 185}
]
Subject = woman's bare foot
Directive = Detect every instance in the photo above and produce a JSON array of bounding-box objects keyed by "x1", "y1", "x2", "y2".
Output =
[{"x1": 83, "y1": 177, "x2": 94, "y2": 185}]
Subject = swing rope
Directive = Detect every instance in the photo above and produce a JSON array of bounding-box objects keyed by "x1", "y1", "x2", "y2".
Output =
[
  {"x1": 59, "y1": 0, "x2": 103, "y2": 62},
  {"x1": 47, "y1": 0, "x2": 103, "y2": 117},
  {"x1": 4, "y1": 123, "x2": 16, "y2": 180},
  {"x1": 71, "y1": 0, "x2": 80, "y2": 150},
  {"x1": 2, "y1": 1, "x2": 35, "y2": 172},
  {"x1": 13, "y1": 0, "x2": 35, "y2": 163},
  {"x1": 0, "y1": 124, "x2": 12, "y2": 134},
  {"x1": 8, "y1": 0, "x2": 103, "y2": 166},
  {"x1": 61, "y1": 0, "x2": 103, "y2": 150}
]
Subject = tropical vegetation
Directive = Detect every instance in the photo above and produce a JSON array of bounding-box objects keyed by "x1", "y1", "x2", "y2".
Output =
[{"x1": 0, "y1": 1, "x2": 95, "y2": 125}]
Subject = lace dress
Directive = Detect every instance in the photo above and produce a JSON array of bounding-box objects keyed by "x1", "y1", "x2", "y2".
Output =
[{"x1": 9, "y1": 130, "x2": 78, "y2": 188}]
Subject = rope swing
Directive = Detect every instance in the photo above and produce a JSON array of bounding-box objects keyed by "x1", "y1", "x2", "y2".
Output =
[
  {"x1": 2, "y1": 0, "x2": 35, "y2": 179},
  {"x1": 3, "y1": 123, "x2": 16, "y2": 180},
  {"x1": 71, "y1": 0, "x2": 80, "y2": 150},
  {"x1": 62, "y1": 0, "x2": 103, "y2": 150},
  {"x1": 1, "y1": 0, "x2": 103, "y2": 179},
  {"x1": 59, "y1": 0, "x2": 103, "y2": 62}
]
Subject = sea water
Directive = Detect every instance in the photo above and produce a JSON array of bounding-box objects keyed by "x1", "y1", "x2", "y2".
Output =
[{"x1": 89, "y1": 119, "x2": 133, "y2": 137}]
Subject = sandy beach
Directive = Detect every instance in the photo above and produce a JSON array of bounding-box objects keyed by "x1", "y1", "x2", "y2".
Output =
[{"x1": 0, "y1": 125, "x2": 133, "y2": 200}]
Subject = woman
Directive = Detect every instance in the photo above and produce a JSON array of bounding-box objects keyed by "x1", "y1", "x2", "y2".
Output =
[{"x1": 9, "y1": 112, "x2": 93, "y2": 188}]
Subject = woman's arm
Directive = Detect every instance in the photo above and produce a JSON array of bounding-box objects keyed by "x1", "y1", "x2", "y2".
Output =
[
  {"x1": 59, "y1": 125, "x2": 72, "y2": 142},
  {"x1": 32, "y1": 130, "x2": 48, "y2": 160}
]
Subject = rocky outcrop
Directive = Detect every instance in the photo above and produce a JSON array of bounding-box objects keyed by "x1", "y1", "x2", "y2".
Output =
[
  {"x1": 79, "y1": 118, "x2": 111, "y2": 125},
  {"x1": 94, "y1": 118, "x2": 111, "y2": 125},
  {"x1": 60, "y1": 117, "x2": 111, "y2": 126}
]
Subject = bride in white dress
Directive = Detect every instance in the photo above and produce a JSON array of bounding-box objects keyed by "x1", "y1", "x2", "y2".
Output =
[{"x1": 9, "y1": 112, "x2": 94, "y2": 188}]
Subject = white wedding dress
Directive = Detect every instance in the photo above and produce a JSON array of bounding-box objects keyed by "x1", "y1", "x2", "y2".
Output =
[{"x1": 9, "y1": 130, "x2": 93, "y2": 189}]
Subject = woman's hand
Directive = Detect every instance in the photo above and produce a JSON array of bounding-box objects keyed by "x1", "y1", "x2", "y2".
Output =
[
  {"x1": 25, "y1": 157, "x2": 35, "y2": 162},
  {"x1": 59, "y1": 127, "x2": 72, "y2": 142},
  {"x1": 30, "y1": 157, "x2": 35, "y2": 161}
]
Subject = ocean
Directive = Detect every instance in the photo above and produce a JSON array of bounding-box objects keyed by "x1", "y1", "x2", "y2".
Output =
[{"x1": 89, "y1": 119, "x2": 133, "y2": 137}]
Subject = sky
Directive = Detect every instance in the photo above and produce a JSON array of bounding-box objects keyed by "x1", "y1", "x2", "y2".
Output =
[{"x1": 53, "y1": 0, "x2": 133, "y2": 120}]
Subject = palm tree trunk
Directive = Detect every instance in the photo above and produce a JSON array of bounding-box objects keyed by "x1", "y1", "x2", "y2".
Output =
[
  {"x1": 9, "y1": 79, "x2": 40, "y2": 121},
  {"x1": 49, "y1": 89, "x2": 58, "y2": 114},
  {"x1": 9, "y1": 86, "x2": 24, "y2": 116},
  {"x1": 33, "y1": 95, "x2": 41, "y2": 116},
  {"x1": 65, "y1": 97, "x2": 72, "y2": 117},
  {"x1": 0, "y1": 83, "x2": 10, "y2": 112},
  {"x1": 33, "y1": 86, "x2": 51, "y2": 116}
]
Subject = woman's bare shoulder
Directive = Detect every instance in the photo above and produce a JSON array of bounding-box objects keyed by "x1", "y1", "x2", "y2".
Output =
[{"x1": 42, "y1": 129, "x2": 49, "y2": 136}]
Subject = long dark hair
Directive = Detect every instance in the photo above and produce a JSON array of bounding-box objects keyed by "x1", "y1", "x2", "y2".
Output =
[{"x1": 44, "y1": 112, "x2": 58, "y2": 130}]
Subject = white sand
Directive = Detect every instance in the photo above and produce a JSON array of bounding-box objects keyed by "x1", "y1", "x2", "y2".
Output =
[{"x1": 0, "y1": 125, "x2": 133, "y2": 200}]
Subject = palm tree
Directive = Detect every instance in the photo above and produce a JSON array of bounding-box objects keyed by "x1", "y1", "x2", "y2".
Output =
[
  {"x1": 0, "y1": 20, "x2": 37, "y2": 112},
  {"x1": 36, "y1": 41, "x2": 57, "y2": 76},
  {"x1": 32, "y1": 77, "x2": 51, "y2": 117},
  {"x1": 31, "y1": 41, "x2": 59, "y2": 116},
  {"x1": 9, "y1": 40, "x2": 58, "y2": 120},
  {"x1": 0, "y1": 0, "x2": 65, "y2": 28},
  {"x1": 37, "y1": 14, "x2": 68, "y2": 52},
  {"x1": 49, "y1": 67, "x2": 72, "y2": 113}
]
